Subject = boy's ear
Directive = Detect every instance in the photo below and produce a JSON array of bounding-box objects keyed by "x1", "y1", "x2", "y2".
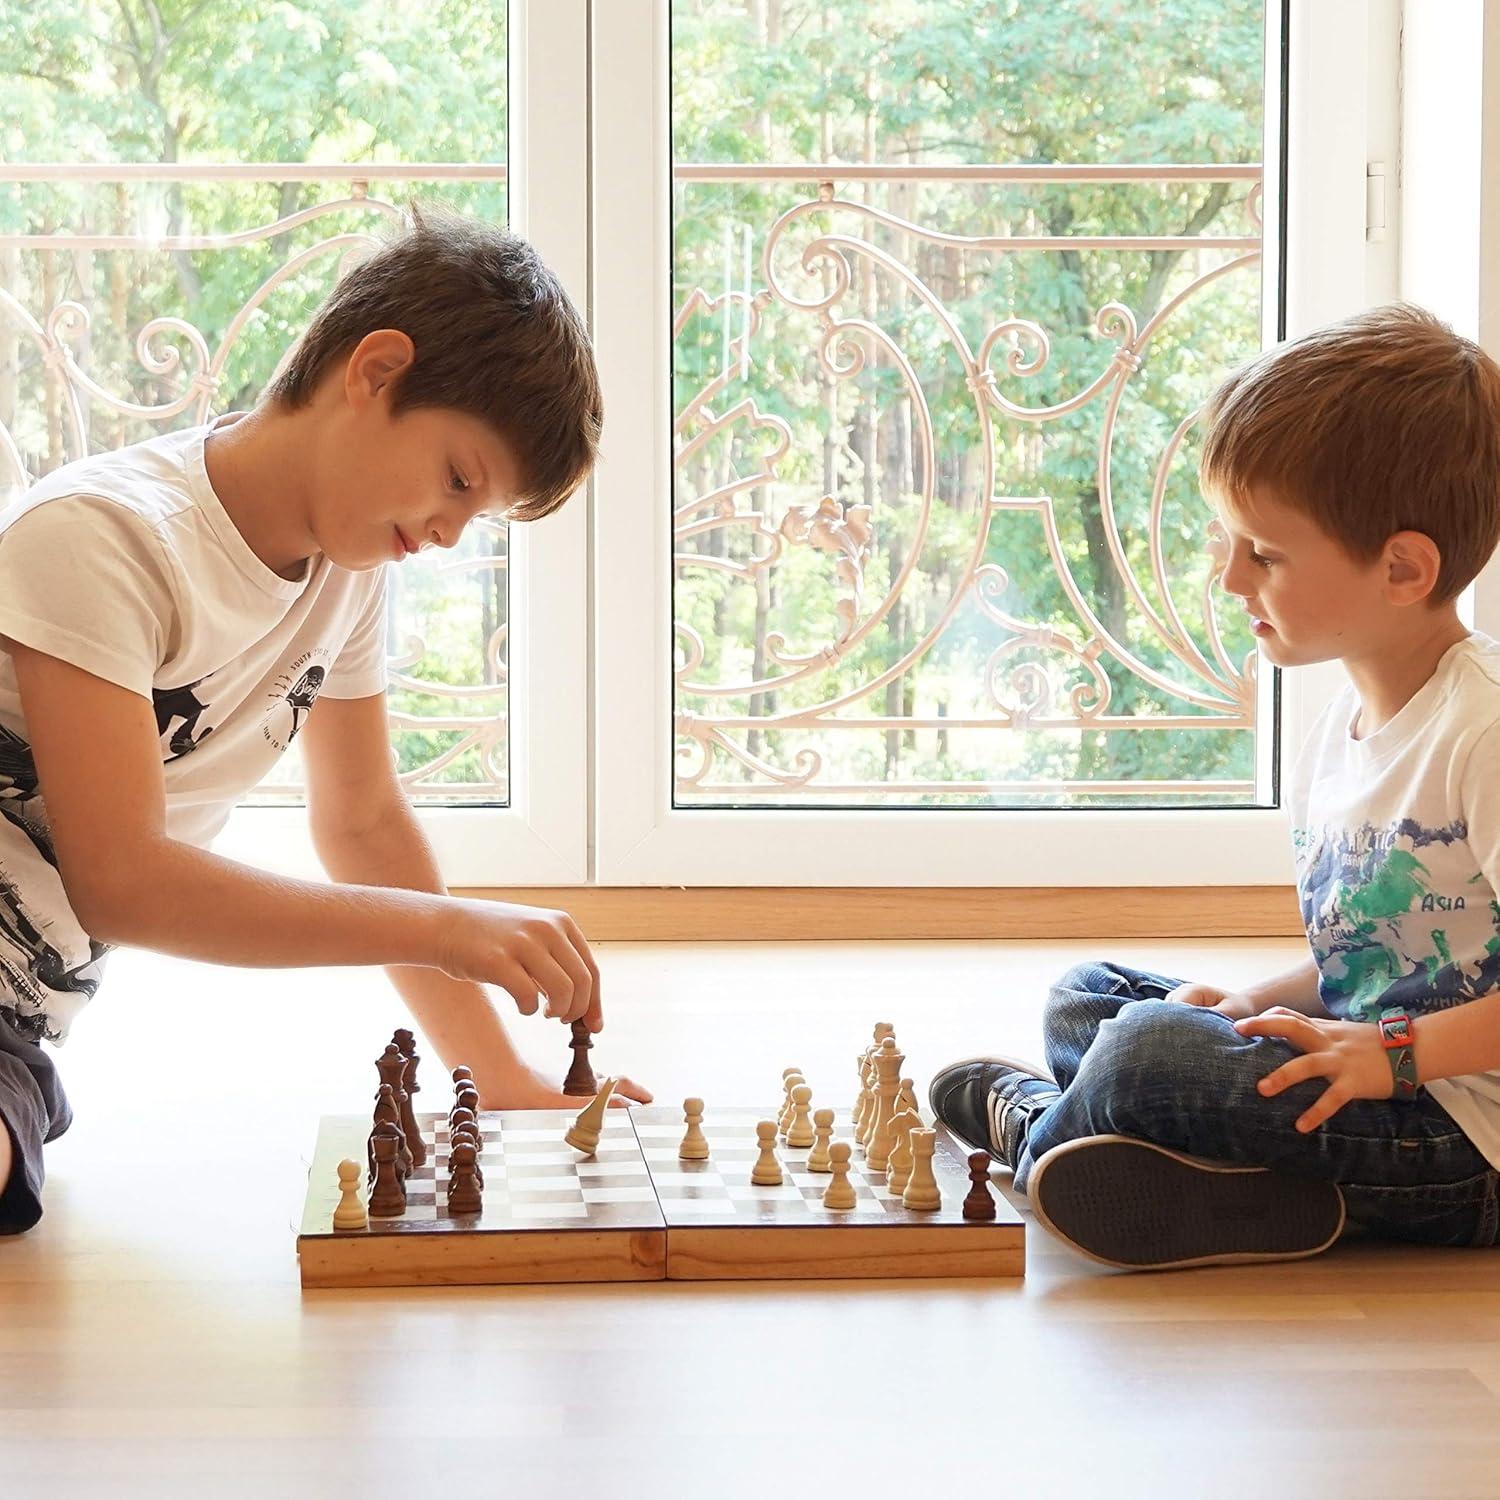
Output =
[
  {"x1": 345, "y1": 329, "x2": 416, "y2": 407},
  {"x1": 1384, "y1": 530, "x2": 1442, "y2": 606}
]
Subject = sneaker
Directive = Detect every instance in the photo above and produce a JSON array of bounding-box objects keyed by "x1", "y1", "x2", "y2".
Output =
[
  {"x1": 927, "y1": 1054, "x2": 1061, "y2": 1170},
  {"x1": 1027, "y1": 1134, "x2": 1347, "y2": 1272}
]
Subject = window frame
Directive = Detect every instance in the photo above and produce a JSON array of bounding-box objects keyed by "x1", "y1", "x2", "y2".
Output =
[
  {"x1": 217, "y1": 0, "x2": 592, "y2": 886},
  {"x1": 590, "y1": 0, "x2": 1382, "y2": 887}
]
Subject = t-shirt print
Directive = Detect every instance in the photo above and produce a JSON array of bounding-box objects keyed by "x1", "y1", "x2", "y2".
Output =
[{"x1": 1296, "y1": 816, "x2": 1500, "y2": 1022}]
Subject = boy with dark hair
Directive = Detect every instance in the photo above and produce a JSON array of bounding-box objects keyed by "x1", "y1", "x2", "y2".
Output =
[
  {"x1": 930, "y1": 304, "x2": 1500, "y2": 1270},
  {"x1": 0, "y1": 205, "x2": 648, "y2": 1236}
]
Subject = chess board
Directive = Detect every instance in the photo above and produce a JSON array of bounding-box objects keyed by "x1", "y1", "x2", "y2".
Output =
[{"x1": 297, "y1": 1107, "x2": 1024, "y2": 1288}]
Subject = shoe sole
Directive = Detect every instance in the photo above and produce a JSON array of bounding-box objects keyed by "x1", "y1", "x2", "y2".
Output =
[{"x1": 1027, "y1": 1134, "x2": 1346, "y2": 1272}]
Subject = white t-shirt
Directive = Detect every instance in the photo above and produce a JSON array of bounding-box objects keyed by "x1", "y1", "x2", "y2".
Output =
[
  {"x1": 1291, "y1": 632, "x2": 1500, "y2": 1171},
  {"x1": 0, "y1": 418, "x2": 388, "y2": 1043}
]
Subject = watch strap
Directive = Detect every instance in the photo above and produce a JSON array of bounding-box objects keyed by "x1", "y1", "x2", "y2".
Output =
[{"x1": 1379, "y1": 1008, "x2": 1420, "y2": 1100}]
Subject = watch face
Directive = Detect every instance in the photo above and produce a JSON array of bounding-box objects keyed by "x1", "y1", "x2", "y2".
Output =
[{"x1": 1384, "y1": 1016, "x2": 1413, "y2": 1045}]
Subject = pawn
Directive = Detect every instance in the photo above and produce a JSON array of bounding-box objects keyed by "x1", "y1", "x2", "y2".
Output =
[
  {"x1": 332, "y1": 1158, "x2": 368, "y2": 1231},
  {"x1": 455, "y1": 1084, "x2": 482, "y2": 1126},
  {"x1": 450, "y1": 1104, "x2": 483, "y2": 1155},
  {"x1": 678, "y1": 1098, "x2": 710, "y2": 1160},
  {"x1": 368, "y1": 1132, "x2": 407, "y2": 1217},
  {"x1": 822, "y1": 1141, "x2": 857, "y2": 1210},
  {"x1": 451, "y1": 1065, "x2": 474, "y2": 1088},
  {"x1": 963, "y1": 1151, "x2": 998, "y2": 1221},
  {"x1": 785, "y1": 1083, "x2": 815, "y2": 1149},
  {"x1": 806, "y1": 1108, "x2": 835, "y2": 1172},
  {"x1": 447, "y1": 1138, "x2": 483, "y2": 1215},
  {"x1": 450, "y1": 1125, "x2": 484, "y2": 1188},
  {"x1": 778, "y1": 1072, "x2": 806, "y2": 1137},
  {"x1": 901, "y1": 1128, "x2": 942, "y2": 1212},
  {"x1": 750, "y1": 1120, "x2": 783, "y2": 1186}
]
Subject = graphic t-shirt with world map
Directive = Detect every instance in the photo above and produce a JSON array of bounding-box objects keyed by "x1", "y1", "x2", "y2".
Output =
[
  {"x1": 1291, "y1": 633, "x2": 1500, "y2": 1170},
  {"x1": 0, "y1": 417, "x2": 389, "y2": 1044}
]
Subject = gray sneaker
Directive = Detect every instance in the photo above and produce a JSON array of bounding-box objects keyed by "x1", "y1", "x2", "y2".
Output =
[
  {"x1": 1027, "y1": 1134, "x2": 1347, "y2": 1271},
  {"x1": 926, "y1": 1054, "x2": 1061, "y2": 1170}
]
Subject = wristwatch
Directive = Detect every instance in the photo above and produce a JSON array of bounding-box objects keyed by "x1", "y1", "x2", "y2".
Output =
[{"x1": 1378, "y1": 1008, "x2": 1420, "y2": 1100}]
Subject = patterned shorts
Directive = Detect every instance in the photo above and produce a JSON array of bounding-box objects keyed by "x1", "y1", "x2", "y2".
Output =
[{"x1": 0, "y1": 1002, "x2": 71, "y2": 1235}]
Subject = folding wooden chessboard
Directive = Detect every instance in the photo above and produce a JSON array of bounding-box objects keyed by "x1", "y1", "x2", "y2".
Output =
[{"x1": 297, "y1": 1106, "x2": 1025, "y2": 1288}]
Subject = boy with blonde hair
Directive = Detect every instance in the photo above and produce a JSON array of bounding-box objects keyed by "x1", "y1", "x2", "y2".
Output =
[
  {"x1": 0, "y1": 207, "x2": 648, "y2": 1235},
  {"x1": 930, "y1": 305, "x2": 1500, "y2": 1269}
]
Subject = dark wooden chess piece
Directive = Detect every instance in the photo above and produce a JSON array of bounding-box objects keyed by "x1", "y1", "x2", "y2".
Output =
[
  {"x1": 396, "y1": 1052, "x2": 426, "y2": 1167},
  {"x1": 451, "y1": 1065, "x2": 474, "y2": 1088},
  {"x1": 455, "y1": 1084, "x2": 481, "y2": 1119},
  {"x1": 563, "y1": 1018, "x2": 598, "y2": 1097},
  {"x1": 449, "y1": 1124, "x2": 484, "y2": 1188},
  {"x1": 449, "y1": 1104, "x2": 483, "y2": 1155},
  {"x1": 368, "y1": 1118, "x2": 410, "y2": 1186},
  {"x1": 374, "y1": 1084, "x2": 414, "y2": 1175},
  {"x1": 447, "y1": 1139, "x2": 483, "y2": 1215},
  {"x1": 962, "y1": 1151, "x2": 998, "y2": 1221},
  {"x1": 369, "y1": 1132, "x2": 407, "y2": 1217}
]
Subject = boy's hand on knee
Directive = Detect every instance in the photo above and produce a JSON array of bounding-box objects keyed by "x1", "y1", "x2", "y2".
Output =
[{"x1": 1164, "y1": 982, "x2": 1257, "y2": 1021}]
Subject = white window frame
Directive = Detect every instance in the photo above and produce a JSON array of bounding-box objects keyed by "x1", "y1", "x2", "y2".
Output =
[
  {"x1": 217, "y1": 0, "x2": 592, "y2": 886},
  {"x1": 592, "y1": 0, "x2": 1384, "y2": 887}
]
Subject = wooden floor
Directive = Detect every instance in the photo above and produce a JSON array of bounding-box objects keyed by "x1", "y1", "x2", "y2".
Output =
[{"x1": 4, "y1": 937, "x2": 1499, "y2": 1498}]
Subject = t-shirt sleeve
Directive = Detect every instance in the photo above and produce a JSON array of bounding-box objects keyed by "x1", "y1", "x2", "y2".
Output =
[
  {"x1": 0, "y1": 494, "x2": 176, "y2": 700},
  {"x1": 1459, "y1": 719, "x2": 1500, "y2": 900},
  {"x1": 321, "y1": 565, "x2": 390, "y2": 700}
]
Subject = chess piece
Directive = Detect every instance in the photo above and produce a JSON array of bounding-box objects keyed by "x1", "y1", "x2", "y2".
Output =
[
  {"x1": 822, "y1": 1141, "x2": 857, "y2": 1210},
  {"x1": 902, "y1": 1128, "x2": 941, "y2": 1211},
  {"x1": 449, "y1": 1105, "x2": 483, "y2": 1155},
  {"x1": 806, "y1": 1108, "x2": 835, "y2": 1172},
  {"x1": 451, "y1": 1128, "x2": 485, "y2": 1189},
  {"x1": 332, "y1": 1158, "x2": 368, "y2": 1230},
  {"x1": 564, "y1": 1077, "x2": 618, "y2": 1155},
  {"x1": 678, "y1": 1098, "x2": 710, "y2": 1160},
  {"x1": 376, "y1": 1044, "x2": 407, "y2": 1098},
  {"x1": 392, "y1": 1027, "x2": 418, "y2": 1059},
  {"x1": 750, "y1": 1120, "x2": 784, "y2": 1185},
  {"x1": 368, "y1": 1132, "x2": 407, "y2": 1217},
  {"x1": 865, "y1": 1037, "x2": 905, "y2": 1172},
  {"x1": 852, "y1": 1053, "x2": 875, "y2": 1142},
  {"x1": 368, "y1": 1119, "x2": 409, "y2": 1186},
  {"x1": 451, "y1": 1065, "x2": 474, "y2": 1087},
  {"x1": 778, "y1": 1071, "x2": 806, "y2": 1137},
  {"x1": 963, "y1": 1152, "x2": 998, "y2": 1221},
  {"x1": 886, "y1": 1108, "x2": 920, "y2": 1195},
  {"x1": 856, "y1": 1054, "x2": 881, "y2": 1146},
  {"x1": 785, "y1": 1083, "x2": 815, "y2": 1148},
  {"x1": 563, "y1": 1018, "x2": 599, "y2": 1097},
  {"x1": 895, "y1": 1077, "x2": 919, "y2": 1123},
  {"x1": 454, "y1": 1084, "x2": 481, "y2": 1123},
  {"x1": 397, "y1": 1051, "x2": 427, "y2": 1168},
  {"x1": 447, "y1": 1138, "x2": 484, "y2": 1215},
  {"x1": 373, "y1": 1083, "x2": 413, "y2": 1175}
]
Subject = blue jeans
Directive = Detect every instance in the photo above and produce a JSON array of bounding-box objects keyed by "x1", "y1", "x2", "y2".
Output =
[{"x1": 1014, "y1": 961, "x2": 1500, "y2": 1249}]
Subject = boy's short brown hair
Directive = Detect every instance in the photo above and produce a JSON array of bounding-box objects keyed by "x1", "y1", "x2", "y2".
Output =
[
  {"x1": 266, "y1": 203, "x2": 601, "y2": 521},
  {"x1": 1199, "y1": 304, "x2": 1500, "y2": 602}
]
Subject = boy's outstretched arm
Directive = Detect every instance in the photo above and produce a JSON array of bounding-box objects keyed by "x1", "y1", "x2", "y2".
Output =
[
  {"x1": 10, "y1": 645, "x2": 649, "y2": 1109},
  {"x1": 299, "y1": 691, "x2": 650, "y2": 1108}
]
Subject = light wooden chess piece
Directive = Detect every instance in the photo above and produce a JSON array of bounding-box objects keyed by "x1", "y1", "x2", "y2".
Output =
[
  {"x1": 778, "y1": 1072, "x2": 806, "y2": 1137},
  {"x1": 564, "y1": 1076, "x2": 618, "y2": 1155},
  {"x1": 785, "y1": 1083, "x2": 815, "y2": 1148},
  {"x1": 886, "y1": 1108, "x2": 920, "y2": 1195},
  {"x1": 902, "y1": 1127, "x2": 942, "y2": 1211},
  {"x1": 865, "y1": 1037, "x2": 905, "y2": 1172},
  {"x1": 751, "y1": 1120, "x2": 784, "y2": 1185},
  {"x1": 855, "y1": 1054, "x2": 880, "y2": 1146},
  {"x1": 679, "y1": 1097, "x2": 710, "y2": 1160},
  {"x1": 806, "y1": 1108, "x2": 835, "y2": 1172},
  {"x1": 332, "y1": 1158, "x2": 368, "y2": 1230},
  {"x1": 822, "y1": 1141, "x2": 857, "y2": 1210},
  {"x1": 895, "y1": 1076, "x2": 919, "y2": 1122}
]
